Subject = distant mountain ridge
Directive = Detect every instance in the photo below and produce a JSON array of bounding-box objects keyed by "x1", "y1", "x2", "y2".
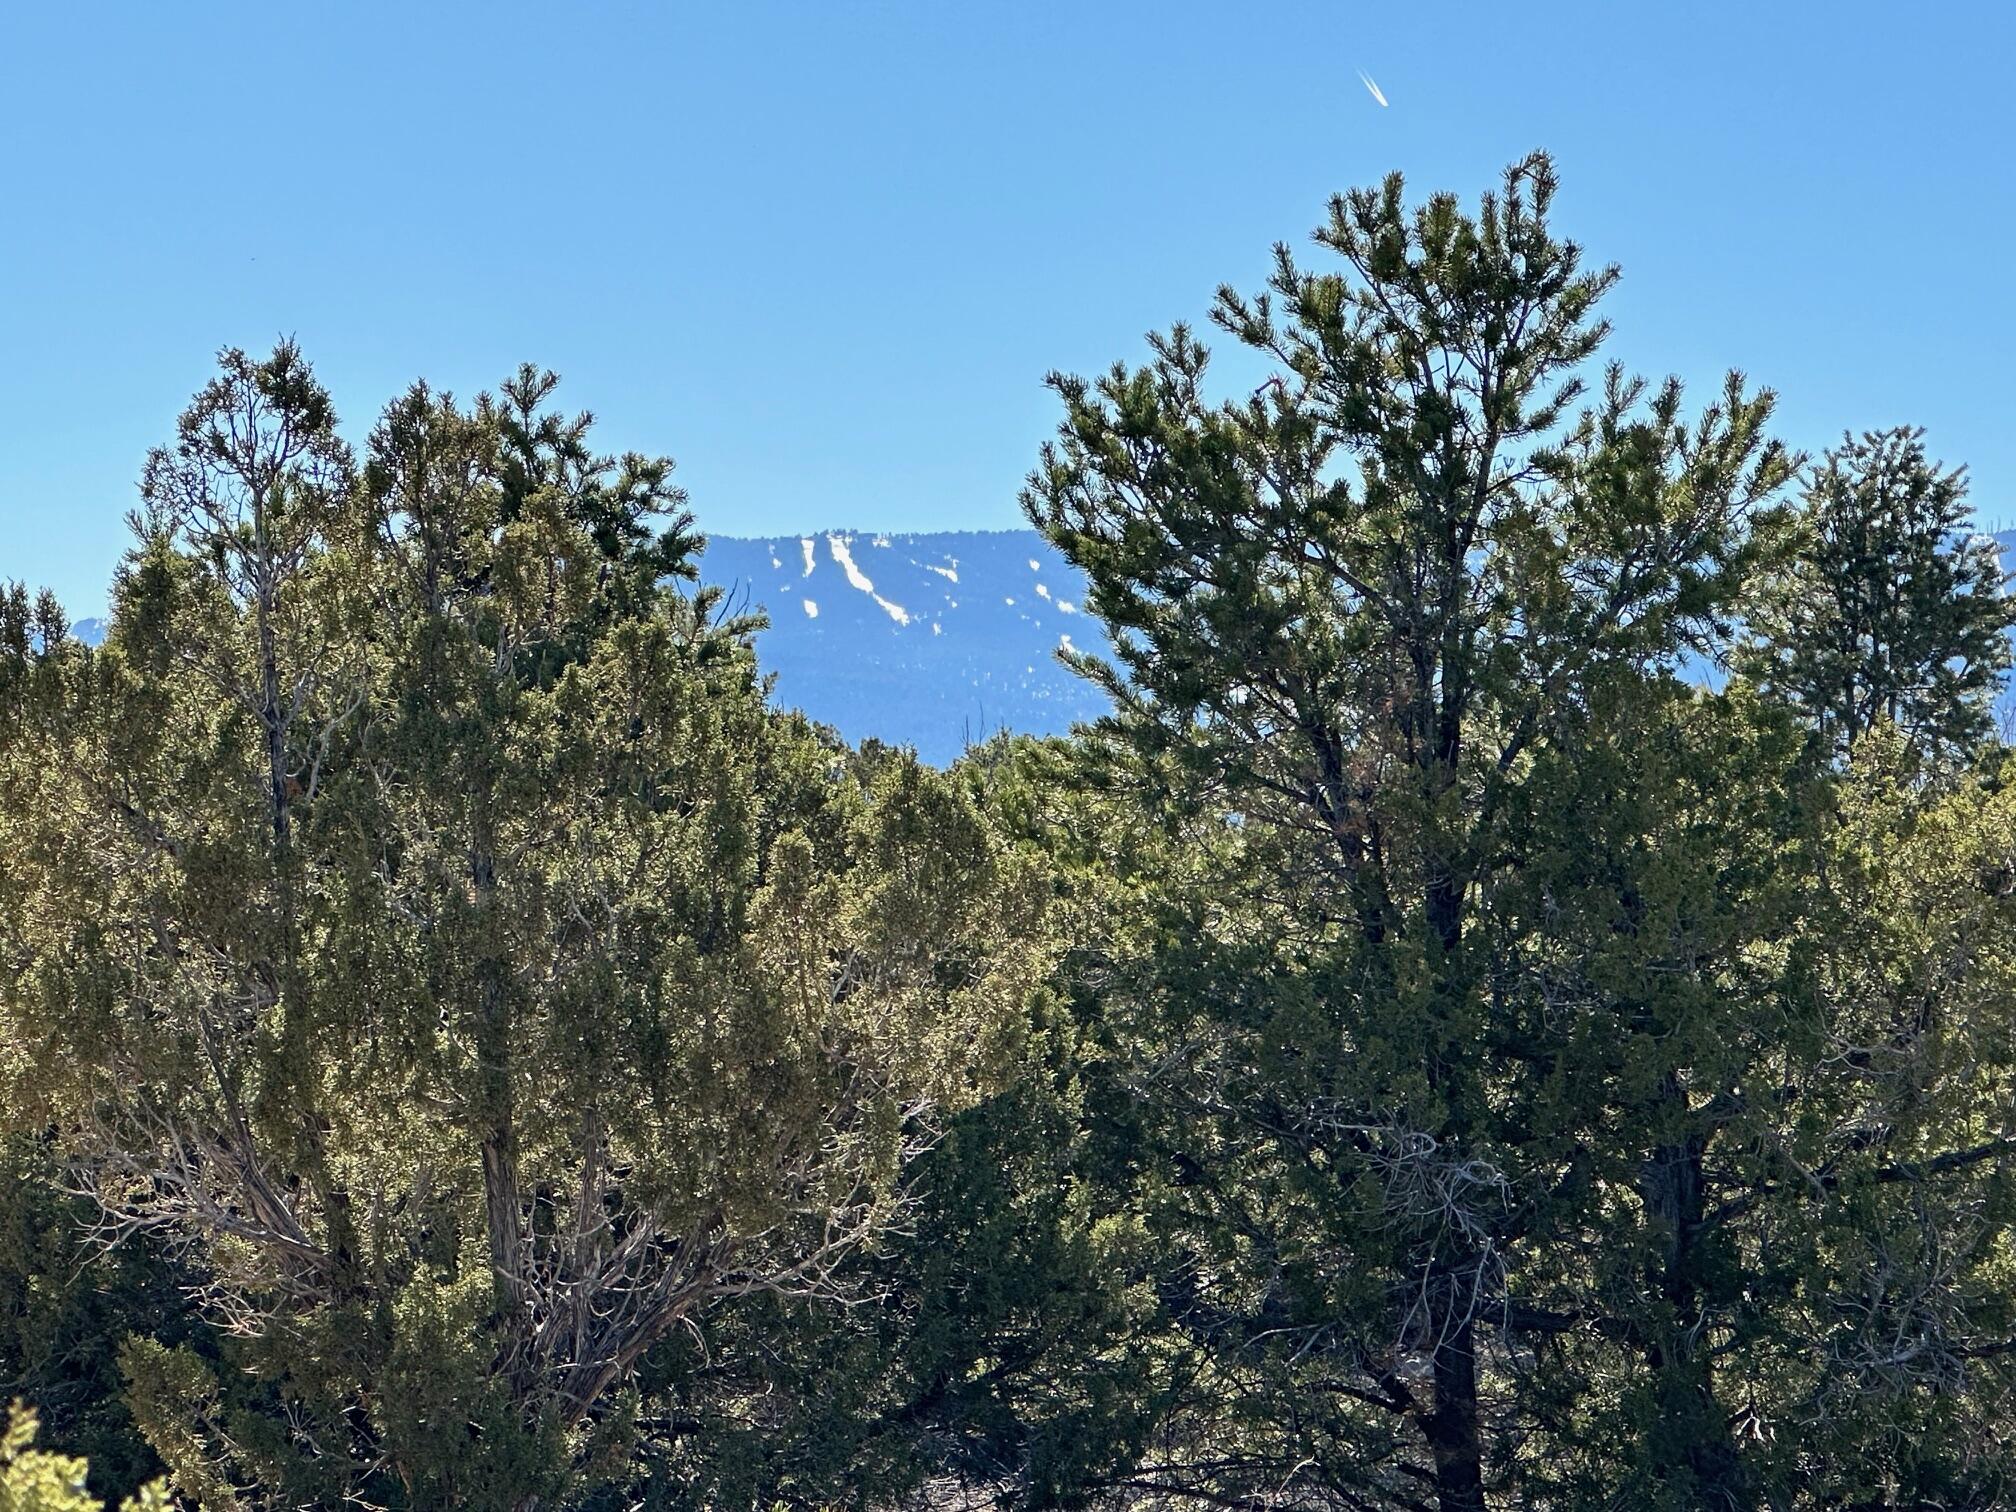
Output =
[
  {"x1": 61, "y1": 527, "x2": 2016, "y2": 766},
  {"x1": 699, "y1": 528, "x2": 1112, "y2": 763}
]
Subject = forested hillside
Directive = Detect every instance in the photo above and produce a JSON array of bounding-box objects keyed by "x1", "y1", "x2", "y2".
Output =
[{"x1": 6, "y1": 154, "x2": 2016, "y2": 1512}]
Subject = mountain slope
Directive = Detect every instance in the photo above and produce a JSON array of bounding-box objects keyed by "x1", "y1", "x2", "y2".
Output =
[{"x1": 698, "y1": 529, "x2": 1111, "y2": 763}]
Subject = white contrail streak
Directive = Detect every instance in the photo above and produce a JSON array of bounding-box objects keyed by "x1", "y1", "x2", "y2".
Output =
[{"x1": 1359, "y1": 70, "x2": 1389, "y2": 108}]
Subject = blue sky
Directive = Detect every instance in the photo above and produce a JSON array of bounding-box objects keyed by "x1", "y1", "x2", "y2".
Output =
[{"x1": 4, "y1": 1, "x2": 2012, "y2": 612}]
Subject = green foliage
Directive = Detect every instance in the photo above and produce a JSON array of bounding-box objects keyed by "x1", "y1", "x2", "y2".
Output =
[
  {"x1": 0, "y1": 349, "x2": 1052, "y2": 1511},
  {"x1": 0, "y1": 1405, "x2": 167, "y2": 1512},
  {"x1": 1740, "y1": 425, "x2": 2015, "y2": 768},
  {"x1": 3, "y1": 154, "x2": 2015, "y2": 1512},
  {"x1": 1023, "y1": 152, "x2": 2016, "y2": 1511},
  {"x1": 1025, "y1": 149, "x2": 1800, "y2": 1511},
  {"x1": 0, "y1": 1139, "x2": 188, "y2": 1506},
  {"x1": 1741, "y1": 736, "x2": 2016, "y2": 1505},
  {"x1": 582, "y1": 738, "x2": 1179, "y2": 1512}
]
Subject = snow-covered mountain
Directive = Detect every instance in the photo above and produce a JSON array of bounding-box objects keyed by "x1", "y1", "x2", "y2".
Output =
[
  {"x1": 700, "y1": 529, "x2": 1110, "y2": 764},
  {"x1": 59, "y1": 529, "x2": 2016, "y2": 767},
  {"x1": 707, "y1": 528, "x2": 2016, "y2": 761}
]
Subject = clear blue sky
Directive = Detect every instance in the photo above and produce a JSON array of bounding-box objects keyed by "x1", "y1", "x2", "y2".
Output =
[{"x1": 4, "y1": 1, "x2": 2012, "y2": 613}]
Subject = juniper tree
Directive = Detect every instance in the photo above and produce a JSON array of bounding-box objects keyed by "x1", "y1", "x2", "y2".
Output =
[
  {"x1": 1746, "y1": 734, "x2": 2016, "y2": 1505},
  {"x1": 0, "y1": 349, "x2": 1051, "y2": 1511},
  {"x1": 577, "y1": 736, "x2": 1181, "y2": 1512},
  {"x1": 0, "y1": 1405, "x2": 169, "y2": 1512},
  {"x1": 1740, "y1": 426, "x2": 2014, "y2": 766}
]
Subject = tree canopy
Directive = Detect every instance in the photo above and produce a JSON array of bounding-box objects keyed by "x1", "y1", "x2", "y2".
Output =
[
  {"x1": 3, "y1": 154, "x2": 2015, "y2": 1512},
  {"x1": 1, "y1": 352, "x2": 1051, "y2": 1511}
]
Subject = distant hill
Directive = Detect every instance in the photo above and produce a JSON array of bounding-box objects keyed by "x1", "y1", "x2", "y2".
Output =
[
  {"x1": 61, "y1": 528, "x2": 2016, "y2": 765},
  {"x1": 701, "y1": 528, "x2": 2016, "y2": 759},
  {"x1": 699, "y1": 529, "x2": 1111, "y2": 763}
]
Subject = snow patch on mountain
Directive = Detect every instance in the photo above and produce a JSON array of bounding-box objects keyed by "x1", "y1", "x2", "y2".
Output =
[
  {"x1": 827, "y1": 534, "x2": 873, "y2": 593},
  {"x1": 827, "y1": 533, "x2": 911, "y2": 625}
]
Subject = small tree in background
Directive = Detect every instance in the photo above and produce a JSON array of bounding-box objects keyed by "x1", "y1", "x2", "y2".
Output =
[{"x1": 1740, "y1": 425, "x2": 2014, "y2": 766}]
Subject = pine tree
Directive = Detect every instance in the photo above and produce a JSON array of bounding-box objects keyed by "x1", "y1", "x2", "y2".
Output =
[
  {"x1": 1741, "y1": 425, "x2": 2014, "y2": 766},
  {"x1": 1026, "y1": 152, "x2": 1798, "y2": 1511}
]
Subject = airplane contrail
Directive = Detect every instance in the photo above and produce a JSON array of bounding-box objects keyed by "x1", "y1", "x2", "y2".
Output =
[{"x1": 1358, "y1": 69, "x2": 1389, "y2": 108}]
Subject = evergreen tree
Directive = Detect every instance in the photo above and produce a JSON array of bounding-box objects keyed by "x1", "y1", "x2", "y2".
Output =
[
  {"x1": 1740, "y1": 425, "x2": 2014, "y2": 766},
  {"x1": 0, "y1": 1136, "x2": 193, "y2": 1507},
  {"x1": 6, "y1": 190, "x2": 2016, "y2": 1512},
  {"x1": 0, "y1": 349, "x2": 1052, "y2": 1511},
  {"x1": 1747, "y1": 736, "x2": 2016, "y2": 1505},
  {"x1": 593, "y1": 736, "x2": 1181, "y2": 1512},
  {"x1": 1025, "y1": 157, "x2": 2016, "y2": 1511},
  {"x1": 1026, "y1": 152, "x2": 1798, "y2": 1510}
]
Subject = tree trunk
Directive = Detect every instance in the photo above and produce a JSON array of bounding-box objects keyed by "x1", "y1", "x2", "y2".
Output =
[
  {"x1": 1641, "y1": 1110, "x2": 1753, "y2": 1510},
  {"x1": 472, "y1": 834, "x2": 528, "y2": 1353},
  {"x1": 1420, "y1": 730, "x2": 1489, "y2": 1511},
  {"x1": 1423, "y1": 1298, "x2": 1489, "y2": 1512}
]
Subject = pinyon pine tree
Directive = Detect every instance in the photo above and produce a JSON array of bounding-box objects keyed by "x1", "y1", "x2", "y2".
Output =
[{"x1": 1027, "y1": 151, "x2": 1799, "y2": 1510}]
